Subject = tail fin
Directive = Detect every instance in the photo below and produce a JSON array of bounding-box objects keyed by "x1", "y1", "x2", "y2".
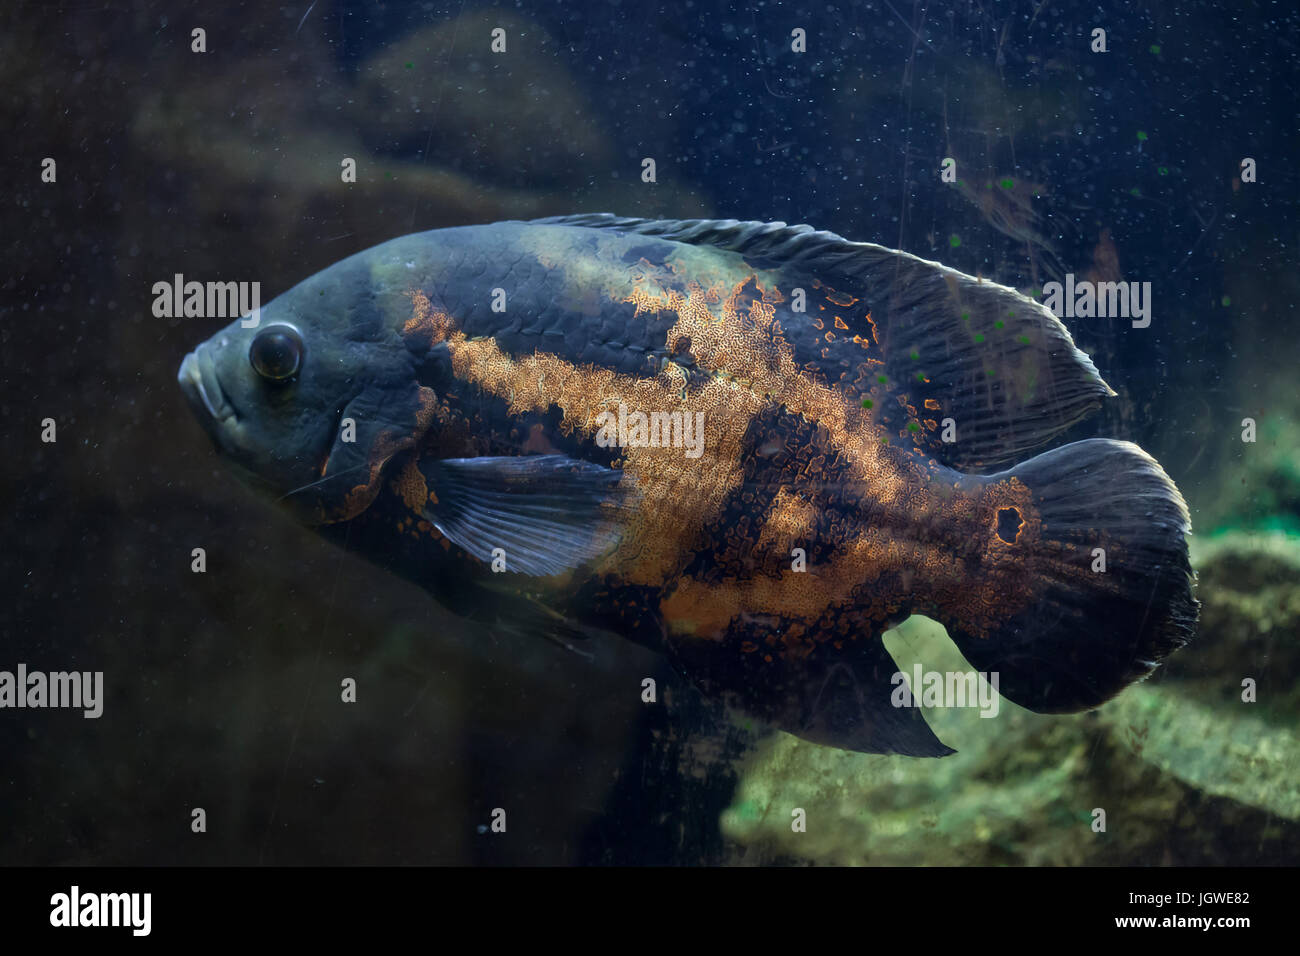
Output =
[{"x1": 948, "y1": 439, "x2": 1199, "y2": 713}]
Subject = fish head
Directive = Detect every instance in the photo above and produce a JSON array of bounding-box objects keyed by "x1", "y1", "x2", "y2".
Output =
[{"x1": 178, "y1": 241, "x2": 443, "y2": 525}]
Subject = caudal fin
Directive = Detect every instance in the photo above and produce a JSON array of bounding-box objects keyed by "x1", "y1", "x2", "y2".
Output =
[{"x1": 949, "y1": 438, "x2": 1199, "y2": 713}]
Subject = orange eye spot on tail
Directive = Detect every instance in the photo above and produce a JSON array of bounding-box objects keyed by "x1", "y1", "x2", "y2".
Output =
[{"x1": 995, "y1": 507, "x2": 1024, "y2": 544}]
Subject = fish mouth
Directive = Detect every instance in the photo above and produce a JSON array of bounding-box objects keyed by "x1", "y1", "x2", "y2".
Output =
[{"x1": 178, "y1": 343, "x2": 239, "y2": 427}]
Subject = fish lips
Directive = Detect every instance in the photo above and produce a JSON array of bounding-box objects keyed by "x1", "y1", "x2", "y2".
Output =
[
  {"x1": 178, "y1": 343, "x2": 240, "y2": 444},
  {"x1": 177, "y1": 343, "x2": 333, "y2": 514}
]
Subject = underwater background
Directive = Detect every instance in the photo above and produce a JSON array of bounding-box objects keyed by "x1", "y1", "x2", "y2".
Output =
[{"x1": 2, "y1": 0, "x2": 1297, "y2": 865}]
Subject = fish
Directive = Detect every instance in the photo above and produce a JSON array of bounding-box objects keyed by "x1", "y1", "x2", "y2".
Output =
[{"x1": 177, "y1": 214, "x2": 1199, "y2": 757}]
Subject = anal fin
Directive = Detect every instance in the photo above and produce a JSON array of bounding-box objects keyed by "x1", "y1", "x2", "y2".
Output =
[
  {"x1": 665, "y1": 621, "x2": 955, "y2": 758},
  {"x1": 800, "y1": 648, "x2": 956, "y2": 757}
]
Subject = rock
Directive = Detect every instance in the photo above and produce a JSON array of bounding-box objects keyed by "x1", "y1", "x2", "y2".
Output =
[{"x1": 721, "y1": 530, "x2": 1300, "y2": 864}]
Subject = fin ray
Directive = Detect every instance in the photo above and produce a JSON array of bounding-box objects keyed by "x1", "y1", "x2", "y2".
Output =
[
  {"x1": 422, "y1": 454, "x2": 625, "y2": 577},
  {"x1": 947, "y1": 439, "x2": 1198, "y2": 712},
  {"x1": 664, "y1": 622, "x2": 956, "y2": 757},
  {"x1": 530, "y1": 214, "x2": 1113, "y2": 470}
]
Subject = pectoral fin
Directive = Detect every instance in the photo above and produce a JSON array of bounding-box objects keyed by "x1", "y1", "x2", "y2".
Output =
[{"x1": 421, "y1": 454, "x2": 627, "y2": 576}]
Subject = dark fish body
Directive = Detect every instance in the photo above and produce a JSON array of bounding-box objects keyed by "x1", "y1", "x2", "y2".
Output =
[{"x1": 179, "y1": 215, "x2": 1198, "y2": 756}]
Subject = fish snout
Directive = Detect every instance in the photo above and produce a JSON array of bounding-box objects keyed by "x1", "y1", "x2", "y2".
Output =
[{"x1": 178, "y1": 342, "x2": 238, "y2": 427}]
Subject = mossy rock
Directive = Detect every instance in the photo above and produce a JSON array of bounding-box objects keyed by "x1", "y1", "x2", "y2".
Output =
[
  {"x1": 1159, "y1": 531, "x2": 1300, "y2": 719},
  {"x1": 722, "y1": 562, "x2": 1300, "y2": 865}
]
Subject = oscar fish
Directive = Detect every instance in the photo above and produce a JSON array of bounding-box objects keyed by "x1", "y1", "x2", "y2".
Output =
[{"x1": 177, "y1": 215, "x2": 1198, "y2": 756}]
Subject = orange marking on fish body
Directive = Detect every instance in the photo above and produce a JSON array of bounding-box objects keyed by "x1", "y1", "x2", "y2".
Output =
[
  {"x1": 659, "y1": 584, "x2": 736, "y2": 639},
  {"x1": 334, "y1": 384, "x2": 439, "y2": 522},
  {"x1": 391, "y1": 457, "x2": 429, "y2": 512},
  {"x1": 435, "y1": 327, "x2": 763, "y2": 583},
  {"x1": 405, "y1": 254, "x2": 1061, "y2": 645},
  {"x1": 403, "y1": 290, "x2": 456, "y2": 350},
  {"x1": 755, "y1": 489, "x2": 819, "y2": 555}
]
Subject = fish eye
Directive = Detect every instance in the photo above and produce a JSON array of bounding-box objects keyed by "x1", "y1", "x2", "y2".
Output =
[{"x1": 249, "y1": 325, "x2": 303, "y2": 382}]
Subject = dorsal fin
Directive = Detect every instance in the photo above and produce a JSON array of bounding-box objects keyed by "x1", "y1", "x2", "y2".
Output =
[{"x1": 530, "y1": 214, "x2": 1114, "y2": 471}]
